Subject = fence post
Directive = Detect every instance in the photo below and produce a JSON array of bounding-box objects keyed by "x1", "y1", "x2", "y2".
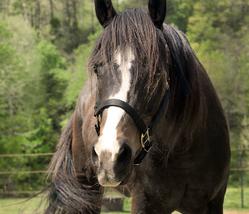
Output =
[{"x1": 239, "y1": 146, "x2": 244, "y2": 208}]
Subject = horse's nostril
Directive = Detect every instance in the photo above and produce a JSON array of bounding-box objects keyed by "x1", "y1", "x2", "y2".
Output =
[
  {"x1": 92, "y1": 147, "x2": 98, "y2": 163},
  {"x1": 117, "y1": 143, "x2": 132, "y2": 163},
  {"x1": 118, "y1": 145, "x2": 125, "y2": 156}
]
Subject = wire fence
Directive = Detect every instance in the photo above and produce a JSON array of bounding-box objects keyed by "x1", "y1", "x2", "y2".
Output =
[{"x1": 0, "y1": 150, "x2": 248, "y2": 208}]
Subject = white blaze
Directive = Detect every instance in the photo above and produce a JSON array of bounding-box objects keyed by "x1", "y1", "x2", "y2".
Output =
[{"x1": 95, "y1": 48, "x2": 134, "y2": 160}]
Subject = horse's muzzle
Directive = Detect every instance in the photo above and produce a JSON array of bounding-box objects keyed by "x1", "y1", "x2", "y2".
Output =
[{"x1": 93, "y1": 143, "x2": 132, "y2": 187}]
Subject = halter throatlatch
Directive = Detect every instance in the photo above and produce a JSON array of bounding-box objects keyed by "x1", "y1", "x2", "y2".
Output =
[{"x1": 94, "y1": 91, "x2": 170, "y2": 165}]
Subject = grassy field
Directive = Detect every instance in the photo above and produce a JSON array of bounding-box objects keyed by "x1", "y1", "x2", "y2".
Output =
[
  {"x1": 224, "y1": 188, "x2": 249, "y2": 210},
  {"x1": 0, "y1": 188, "x2": 248, "y2": 214}
]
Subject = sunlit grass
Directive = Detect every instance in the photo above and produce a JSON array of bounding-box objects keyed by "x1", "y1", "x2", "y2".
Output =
[
  {"x1": 224, "y1": 188, "x2": 249, "y2": 210},
  {"x1": 0, "y1": 197, "x2": 45, "y2": 214}
]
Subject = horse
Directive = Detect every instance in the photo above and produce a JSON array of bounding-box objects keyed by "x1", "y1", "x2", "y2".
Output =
[{"x1": 45, "y1": 0, "x2": 230, "y2": 213}]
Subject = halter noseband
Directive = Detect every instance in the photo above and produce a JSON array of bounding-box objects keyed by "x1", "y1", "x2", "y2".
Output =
[{"x1": 94, "y1": 91, "x2": 170, "y2": 165}]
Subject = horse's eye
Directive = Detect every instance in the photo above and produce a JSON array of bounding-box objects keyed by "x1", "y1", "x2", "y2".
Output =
[
  {"x1": 113, "y1": 63, "x2": 119, "y2": 71},
  {"x1": 93, "y1": 63, "x2": 104, "y2": 76},
  {"x1": 93, "y1": 65, "x2": 98, "y2": 74}
]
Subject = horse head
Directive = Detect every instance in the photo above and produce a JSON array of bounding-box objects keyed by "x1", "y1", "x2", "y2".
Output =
[{"x1": 90, "y1": 0, "x2": 169, "y2": 187}]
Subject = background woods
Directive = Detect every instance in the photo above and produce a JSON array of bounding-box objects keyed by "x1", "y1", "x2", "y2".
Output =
[{"x1": 0, "y1": 0, "x2": 248, "y2": 198}]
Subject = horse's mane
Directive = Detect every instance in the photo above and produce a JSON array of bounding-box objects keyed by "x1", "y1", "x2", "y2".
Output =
[
  {"x1": 45, "y1": 116, "x2": 102, "y2": 214},
  {"x1": 162, "y1": 24, "x2": 207, "y2": 152}
]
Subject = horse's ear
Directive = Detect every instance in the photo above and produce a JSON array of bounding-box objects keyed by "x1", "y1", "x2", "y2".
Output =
[
  {"x1": 148, "y1": 0, "x2": 167, "y2": 29},
  {"x1": 94, "y1": 0, "x2": 117, "y2": 28}
]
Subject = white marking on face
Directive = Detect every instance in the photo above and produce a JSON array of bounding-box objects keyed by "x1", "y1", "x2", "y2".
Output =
[{"x1": 95, "y1": 48, "x2": 134, "y2": 161}]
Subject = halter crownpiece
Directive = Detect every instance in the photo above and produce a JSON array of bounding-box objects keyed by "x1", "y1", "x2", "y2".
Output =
[{"x1": 94, "y1": 90, "x2": 170, "y2": 165}]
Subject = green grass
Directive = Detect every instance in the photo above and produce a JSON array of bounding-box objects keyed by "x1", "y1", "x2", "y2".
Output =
[
  {"x1": 0, "y1": 197, "x2": 45, "y2": 214},
  {"x1": 224, "y1": 188, "x2": 249, "y2": 210},
  {"x1": 0, "y1": 188, "x2": 248, "y2": 214}
]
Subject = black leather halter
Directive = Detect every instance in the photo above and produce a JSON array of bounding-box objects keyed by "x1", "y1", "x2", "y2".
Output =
[{"x1": 94, "y1": 90, "x2": 170, "y2": 165}]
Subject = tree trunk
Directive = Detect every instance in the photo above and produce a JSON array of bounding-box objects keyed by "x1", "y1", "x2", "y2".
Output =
[
  {"x1": 48, "y1": 0, "x2": 54, "y2": 20},
  {"x1": 34, "y1": 0, "x2": 41, "y2": 30},
  {"x1": 71, "y1": 0, "x2": 78, "y2": 29}
]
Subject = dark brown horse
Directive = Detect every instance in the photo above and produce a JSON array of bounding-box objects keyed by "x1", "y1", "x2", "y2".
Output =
[{"x1": 45, "y1": 0, "x2": 230, "y2": 213}]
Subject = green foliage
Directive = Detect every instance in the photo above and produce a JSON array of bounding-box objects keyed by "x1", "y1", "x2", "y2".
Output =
[
  {"x1": 29, "y1": 40, "x2": 69, "y2": 153},
  {"x1": 0, "y1": 18, "x2": 69, "y2": 191},
  {"x1": 167, "y1": 0, "x2": 195, "y2": 32},
  {"x1": 65, "y1": 29, "x2": 101, "y2": 107},
  {"x1": 0, "y1": 19, "x2": 35, "y2": 154}
]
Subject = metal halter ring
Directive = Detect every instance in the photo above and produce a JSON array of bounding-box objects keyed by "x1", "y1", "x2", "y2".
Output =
[{"x1": 140, "y1": 129, "x2": 152, "y2": 153}]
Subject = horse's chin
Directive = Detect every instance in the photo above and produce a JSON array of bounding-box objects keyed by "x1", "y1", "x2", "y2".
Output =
[
  {"x1": 97, "y1": 170, "x2": 131, "y2": 187},
  {"x1": 98, "y1": 180, "x2": 121, "y2": 188}
]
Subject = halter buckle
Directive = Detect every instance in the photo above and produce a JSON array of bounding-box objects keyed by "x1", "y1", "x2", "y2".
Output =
[{"x1": 141, "y1": 128, "x2": 152, "y2": 152}]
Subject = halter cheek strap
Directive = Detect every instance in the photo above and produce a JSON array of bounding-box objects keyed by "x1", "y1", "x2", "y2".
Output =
[
  {"x1": 94, "y1": 91, "x2": 170, "y2": 165},
  {"x1": 94, "y1": 99, "x2": 147, "y2": 133}
]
